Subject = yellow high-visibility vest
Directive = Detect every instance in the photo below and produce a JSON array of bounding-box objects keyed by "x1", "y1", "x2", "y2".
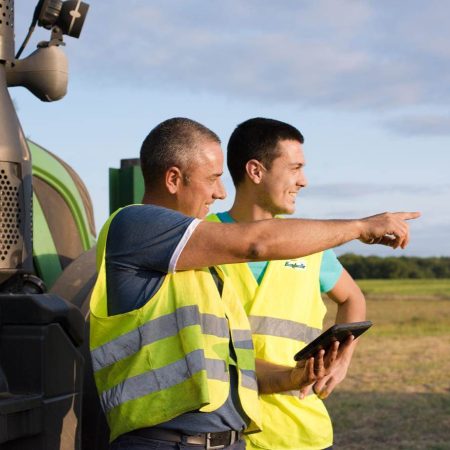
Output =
[
  {"x1": 90, "y1": 208, "x2": 262, "y2": 442},
  {"x1": 208, "y1": 213, "x2": 332, "y2": 450}
]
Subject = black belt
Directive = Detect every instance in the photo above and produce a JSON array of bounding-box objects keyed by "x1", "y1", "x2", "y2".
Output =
[{"x1": 123, "y1": 427, "x2": 242, "y2": 449}]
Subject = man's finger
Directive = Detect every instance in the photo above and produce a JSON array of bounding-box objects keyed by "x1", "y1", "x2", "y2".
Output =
[
  {"x1": 378, "y1": 235, "x2": 401, "y2": 248},
  {"x1": 299, "y1": 385, "x2": 311, "y2": 400},
  {"x1": 394, "y1": 211, "x2": 421, "y2": 220},
  {"x1": 313, "y1": 378, "x2": 327, "y2": 394},
  {"x1": 305, "y1": 357, "x2": 315, "y2": 384},
  {"x1": 401, "y1": 231, "x2": 410, "y2": 249},
  {"x1": 312, "y1": 380, "x2": 329, "y2": 399},
  {"x1": 313, "y1": 350, "x2": 325, "y2": 377},
  {"x1": 338, "y1": 335, "x2": 354, "y2": 353},
  {"x1": 318, "y1": 386, "x2": 329, "y2": 400},
  {"x1": 324, "y1": 341, "x2": 339, "y2": 369},
  {"x1": 317, "y1": 376, "x2": 339, "y2": 399}
]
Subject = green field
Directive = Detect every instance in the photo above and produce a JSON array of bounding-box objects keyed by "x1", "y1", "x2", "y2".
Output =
[
  {"x1": 356, "y1": 278, "x2": 450, "y2": 298},
  {"x1": 322, "y1": 279, "x2": 450, "y2": 449}
]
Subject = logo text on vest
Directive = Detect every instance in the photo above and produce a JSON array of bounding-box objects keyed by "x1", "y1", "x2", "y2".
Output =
[{"x1": 284, "y1": 260, "x2": 307, "y2": 270}]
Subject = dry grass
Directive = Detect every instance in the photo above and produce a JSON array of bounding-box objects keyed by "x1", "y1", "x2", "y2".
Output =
[
  {"x1": 321, "y1": 282, "x2": 450, "y2": 449},
  {"x1": 356, "y1": 278, "x2": 450, "y2": 299},
  {"x1": 326, "y1": 392, "x2": 450, "y2": 450}
]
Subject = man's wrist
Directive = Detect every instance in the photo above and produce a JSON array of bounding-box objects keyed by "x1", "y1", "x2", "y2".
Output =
[{"x1": 353, "y1": 218, "x2": 364, "y2": 240}]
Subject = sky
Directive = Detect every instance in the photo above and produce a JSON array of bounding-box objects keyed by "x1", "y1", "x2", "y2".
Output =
[{"x1": 9, "y1": 0, "x2": 450, "y2": 257}]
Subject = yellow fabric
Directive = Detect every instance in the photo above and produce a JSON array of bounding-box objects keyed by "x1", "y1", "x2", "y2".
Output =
[
  {"x1": 90, "y1": 207, "x2": 262, "y2": 441},
  {"x1": 208, "y1": 213, "x2": 332, "y2": 450}
]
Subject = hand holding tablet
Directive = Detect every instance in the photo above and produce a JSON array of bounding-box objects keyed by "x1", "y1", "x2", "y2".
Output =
[{"x1": 294, "y1": 321, "x2": 373, "y2": 361}]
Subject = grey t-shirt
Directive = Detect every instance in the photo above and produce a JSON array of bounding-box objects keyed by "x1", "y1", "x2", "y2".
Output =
[{"x1": 105, "y1": 204, "x2": 248, "y2": 433}]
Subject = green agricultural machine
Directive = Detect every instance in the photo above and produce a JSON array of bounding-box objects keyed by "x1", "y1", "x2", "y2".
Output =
[{"x1": 0, "y1": 1, "x2": 124, "y2": 448}]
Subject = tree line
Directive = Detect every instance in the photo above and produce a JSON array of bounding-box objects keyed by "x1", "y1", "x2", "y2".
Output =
[{"x1": 338, "y1": 254, "x2": 450, "y2": 279}]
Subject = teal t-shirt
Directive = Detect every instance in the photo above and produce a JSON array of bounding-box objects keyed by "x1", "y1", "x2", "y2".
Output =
[{"x1": 216, "y1": 212, "x2": 343, "y2": 292}]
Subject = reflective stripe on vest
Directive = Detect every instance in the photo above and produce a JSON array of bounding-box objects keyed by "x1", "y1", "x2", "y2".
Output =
[
  {"x1": 208, "y1": 213, "x2": 333, "y2": 450},
  {"x1": 91, "y1": 306, "x2": 229, "y2": 372},
  {"x1": 100, "y1": 350, "x2": 229, "y2": 412},
  {"x1": 249, "y1": 315, "x2": 321, "y2": 343},
  {"x1": 239, "y1": 368, "x2": 258, "y2": 391},
  {"x1": 231, "y1": 329, "x2": 254, "y2": 349},
  {"x1": 90, "y1": 207, "x2": 262, "y2": 441}
]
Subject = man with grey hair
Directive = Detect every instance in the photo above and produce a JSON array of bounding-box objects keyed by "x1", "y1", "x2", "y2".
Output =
[{"x1": 90, "y1": 117, "x2": 419, "y2": 449}]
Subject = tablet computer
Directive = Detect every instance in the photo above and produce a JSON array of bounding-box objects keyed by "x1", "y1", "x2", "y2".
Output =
[{"x1": 293, "y1": 320, "x2": 373, "y2": 361}]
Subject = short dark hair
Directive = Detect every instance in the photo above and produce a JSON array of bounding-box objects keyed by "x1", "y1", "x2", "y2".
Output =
[
  {"x1": 140, "y1": 117, "x2": 220, "y2": 189},
  {"x1": 227, "y1": 117, "x2": 304, "y2": 186}
]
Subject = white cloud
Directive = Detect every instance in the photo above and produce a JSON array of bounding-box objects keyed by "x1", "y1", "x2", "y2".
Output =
[
  {"x1": 302, "y1": 183, "x2": 450, "y2": 198},
  {"x1": 14, "y1": 0, "x2": 446, "y2": 114},
  {"x1": 383, "y1": 115, "x2": 450, "y2": 136}
]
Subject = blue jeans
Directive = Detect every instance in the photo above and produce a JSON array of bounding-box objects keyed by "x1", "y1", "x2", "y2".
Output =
[{"x1": 109, "y1": 435, "x2": 246, "y2": 450}]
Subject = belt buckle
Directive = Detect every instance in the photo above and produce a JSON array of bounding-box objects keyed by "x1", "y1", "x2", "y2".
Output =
[{"x1": 206, "y1": 430, "x2": 235, "y2": 449}]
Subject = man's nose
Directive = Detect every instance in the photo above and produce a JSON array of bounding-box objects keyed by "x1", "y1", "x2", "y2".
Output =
[
  {"x1": 214, "y1": 178, "x2": 227, "y2": 200},
  {"x1": 297, "y1": 171, "x2": 308, "y2": 188}
]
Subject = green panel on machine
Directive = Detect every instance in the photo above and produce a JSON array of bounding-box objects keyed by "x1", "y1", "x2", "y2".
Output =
[
  {"x1": 29, "y1": 140, "x2": 96, "y2": 289},
  {"x1": 30, "y1": 140, "x2": 95, "y2": 250},
  {"x1": 32, "y1": 192, "x2": 62, "y2": 287},
  {"x1": 109, "y1": 160, "x2": 145, "y2": 213}
]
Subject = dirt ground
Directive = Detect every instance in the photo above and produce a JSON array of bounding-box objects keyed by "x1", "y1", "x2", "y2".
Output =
[{"x1": 322, "y1": 295, "x2": 450, "y2": 449}]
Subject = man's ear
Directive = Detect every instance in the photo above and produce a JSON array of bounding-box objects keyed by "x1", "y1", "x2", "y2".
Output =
[
  {"x1": 165, "y1": 166, "x2": 183, "y2": 194},
  {"x1": 245, "y1": 159, "x2": 265, "y2": 184}
]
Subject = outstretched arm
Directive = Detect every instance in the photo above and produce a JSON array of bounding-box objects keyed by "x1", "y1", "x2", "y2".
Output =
[{"x1": 177, "y1": 211, "x2": 420, "y2": 270}]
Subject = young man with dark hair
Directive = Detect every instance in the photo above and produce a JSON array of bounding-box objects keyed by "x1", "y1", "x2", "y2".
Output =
[
  {"x1": 90, "y1": 117, "x2": 418, "y2": 449},
  {"x1": 208, "y1": 117, "x2": 377, "y2": 449}
]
